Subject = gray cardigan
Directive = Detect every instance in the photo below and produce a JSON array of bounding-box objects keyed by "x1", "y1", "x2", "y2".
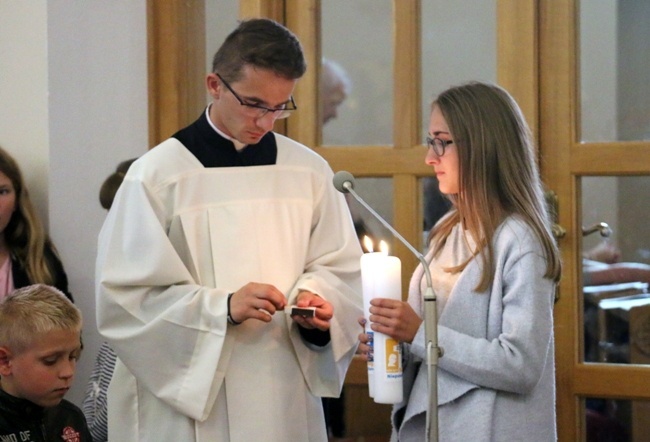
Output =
[{"x1": 394, "y1": 216, "x2": 557, "y2": 442}]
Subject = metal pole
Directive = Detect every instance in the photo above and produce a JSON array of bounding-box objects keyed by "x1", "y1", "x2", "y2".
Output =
[{"x1": 346, "y1": 184, "x2": 440, "y2": 442}]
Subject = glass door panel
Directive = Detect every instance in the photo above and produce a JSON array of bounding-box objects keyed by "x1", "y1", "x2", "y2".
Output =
[
  {"x1": 581, "y1": 176, "x2": 650, "y2": 365},
  {"x1": 421, "y1": 0, "x2": 497, "y2": 135},
  {"x1": 205, "y1": 2, "x2": 239, "y2": 74},
  {"x1": 350, "y1": 177, "x2": 395, "y2": 252},
  {"x1": 585, "y1": 396, "x2": 650, "y2": 442},
  {"x1": 321, "y1": 0, "x2": 393, "y2": 146},
  {"x1": 580, "y1": 1, "x2": 650, "y2": 142}
]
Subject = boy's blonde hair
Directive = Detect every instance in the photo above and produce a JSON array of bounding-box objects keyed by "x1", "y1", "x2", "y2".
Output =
[{"x1": 0, "y1": 284, "x2": 82, "y2": 354}]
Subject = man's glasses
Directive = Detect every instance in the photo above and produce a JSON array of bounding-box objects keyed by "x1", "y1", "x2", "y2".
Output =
[
  {"x1": 425, "y1": 136, "x2": 454, "y2": 157},
  {"x1": 216, "y1": 73, "x2": 297, "y2": 119}
]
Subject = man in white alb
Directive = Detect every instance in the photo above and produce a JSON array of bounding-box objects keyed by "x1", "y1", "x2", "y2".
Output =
[{"x1": 96, "y1": 18, "x2": 362, "y2": 442}]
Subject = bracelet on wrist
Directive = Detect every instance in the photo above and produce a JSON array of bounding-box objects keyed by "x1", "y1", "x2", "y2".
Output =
[{"x1": 227, "y1": 292, "x2": 241, "y2": 325}]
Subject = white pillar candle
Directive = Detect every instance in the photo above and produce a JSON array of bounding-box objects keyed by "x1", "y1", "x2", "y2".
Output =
[
  {"x1": 360, "y1": 250, "x2": 379, "y2": 398},
  {"x1": 360, "y1": 238, "x2": 404, "y2": 404}
]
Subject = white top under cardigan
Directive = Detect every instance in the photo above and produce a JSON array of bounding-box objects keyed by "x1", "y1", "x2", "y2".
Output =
[{"x1": 394, "y1": 215, "x2": 557, "y2": 442}]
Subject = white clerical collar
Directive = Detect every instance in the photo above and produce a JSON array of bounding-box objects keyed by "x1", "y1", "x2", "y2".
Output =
[{"x1": 205, "y1": 105, "x2": 247, "y2": 151}]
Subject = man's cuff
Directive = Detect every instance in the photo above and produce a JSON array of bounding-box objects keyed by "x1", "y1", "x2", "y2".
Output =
[{"x1": 298, "y1": 326, "x2": 331, "y2": 347}]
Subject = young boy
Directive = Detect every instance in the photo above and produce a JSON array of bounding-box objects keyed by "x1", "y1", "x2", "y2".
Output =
[{"x1": 0, "y1": 284, "x2": 92, "y2": 441}]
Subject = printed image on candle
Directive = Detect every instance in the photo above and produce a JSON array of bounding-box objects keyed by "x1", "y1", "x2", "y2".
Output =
[
  {"x1": 367, "y1": 331, "x2": 374, "y2": 363},
  {"x1": 385, "y1": 338, "x2": 401, "y2": 374}
]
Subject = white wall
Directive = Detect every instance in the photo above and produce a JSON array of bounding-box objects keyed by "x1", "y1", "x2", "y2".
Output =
[
  {"x1": 0, "y1": 3, "x2": 50, "y2": 224},
  {"x1": 0, "y1": 1, "x2": 148, "y2": 405}
]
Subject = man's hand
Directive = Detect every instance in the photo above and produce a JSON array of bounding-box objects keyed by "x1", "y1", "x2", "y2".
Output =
[
  {"x1": 229, "y1": 282, "x2": 286, "y2": 324},
  {"x1": 290, "y1": 290, "x2": 333, "y2": 332},
  {"x1": 357, "y1": 317, "x2": 371, "y2": 360}
]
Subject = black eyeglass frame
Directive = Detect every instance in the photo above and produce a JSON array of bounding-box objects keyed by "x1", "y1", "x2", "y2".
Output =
[
  {"x1": 425, "y1": 136, "x2": 454, "y2": 157},
  {"x1": 216, "y1": 73, "x2": 297, "y2": 119}
]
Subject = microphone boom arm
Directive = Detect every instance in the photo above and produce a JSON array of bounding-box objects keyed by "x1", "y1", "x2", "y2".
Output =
[
  {"x1": 342, "y1": 180, "x2": 440, "y2": 442},
  {"x1": 344, "y1": 183, "x2": 433, "y2": 289}
]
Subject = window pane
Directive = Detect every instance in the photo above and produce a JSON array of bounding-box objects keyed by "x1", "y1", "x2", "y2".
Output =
[
  {"x1": 421, "y1": 0, "x2": 497, "y2": 137},
  {"x1": 580, "y1": 1, "x2": 650, "y2": 142},
  {"x1": 581, "y1": 176, "x2": 650, "y2": 364},
  {"x1": 321, "y1": 0, "x2": 393, "y2": 145},
  {"x1": 205, "y1": 2, "x2": 239, "y2": 74},
  {"x1": 585, "y1": 397, "x2": 650, "y2": 441},
  {"x1": 350, "y1": 177, "x2": 394, "y2": 250}
]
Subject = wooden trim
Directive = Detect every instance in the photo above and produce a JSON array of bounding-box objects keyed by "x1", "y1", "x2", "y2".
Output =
[
  {"x1": 574, "y1": 365, "x2": 650, "y2": 398},
  {"x1": 344, "y1": 355, "x2": 393, "y2": 436},
  {"x1": 285, "y1": 0, "x2": 320, "y2": 147},
  {"x1": 345, "y1": 355, "x2": 371, "y2": 385},
  {"x1": 239, "y1": 0, "x2": 284, "y2": 20},
  {"x1": 497, "y1": 0, "x2": 539, "y2": 144},
  {"x1": 238, "y1": 0, "x2": 288, "y2": 136},
  {"x1": 571, "y1": 143, "x2": 650, "y2": 174},
  {"x1": 539, "y1": 0, "x2": 580, "y2": 440},
  {"x1": 313, "y1": 146, "x2": 431, "y2": 177},
  {"x1": 393, "y1": 0, "x2": 421, "y2": 150},
  {"x1": 393, "y1": 174, "x2": 421, "y2": 296},
  {"x1": 146, "y1": 0, "x2": 157, "y2": 147},
  {"x1": 147, "y1": 0, "x2": 206, "y2": 148},
  {"x1": 392, "y1": 2, "x2": 422, "y2": 296}
]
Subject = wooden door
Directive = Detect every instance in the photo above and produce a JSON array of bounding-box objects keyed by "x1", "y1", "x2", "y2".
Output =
[
  {"x1": 540, "y1": 1, "x2": 650, "y2": 440},
  {"x1": 148, "y1": 0, "x2": 568, "y2": 440}
]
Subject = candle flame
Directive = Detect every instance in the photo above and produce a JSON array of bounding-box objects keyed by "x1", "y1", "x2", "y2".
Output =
[
  {"x1": 363, "y1": 235, "x2": 374, "y2": 252},
  {"x1": 379, "y1": 240, "x2": 389, "y2": 254}
]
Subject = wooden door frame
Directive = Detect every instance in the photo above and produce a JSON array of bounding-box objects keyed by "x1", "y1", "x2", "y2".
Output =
[
  {"x1": 146, "y1": 0, "x2": 538, "y2": 284},
  {"x1": 146, "y1": 0, "x2": 206, "y2": 147},
  {"x1": 541, "y1": 1, "x2": 650, "y2": 440},
  {"x1": 148, "y1": 1, "x2": 621, "y2": 440},
  {"x1": 539, "y1": 1, "x2": 580, "y2": 439}
]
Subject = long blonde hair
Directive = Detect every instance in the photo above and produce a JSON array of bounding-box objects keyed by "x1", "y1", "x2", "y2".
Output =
[
  {"x1": 0, "y1": 146, "x2": 58, "y2": 285},
  {"x1": 428, "y1": 82, "x2": 561, "y2": 291}
]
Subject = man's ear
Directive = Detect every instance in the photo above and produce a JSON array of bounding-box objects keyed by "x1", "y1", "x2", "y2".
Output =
[
  {"x1": 206, "y1": 73, "x2": 221, "y2": 100},
  {"x1": 0, "y1": 347, "x2": 13, "y2": 376}
]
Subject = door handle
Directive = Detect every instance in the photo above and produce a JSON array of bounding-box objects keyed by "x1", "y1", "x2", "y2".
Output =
[
  {"x1": 582, "y1": 222, "x2": 612, "y2": 238},
  {"x1": 552, "y1": 224, "x2": 567, "y2": 240}
]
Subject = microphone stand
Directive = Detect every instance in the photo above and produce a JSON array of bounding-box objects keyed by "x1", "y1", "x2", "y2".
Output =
[{"x1": 341, "y1": 180, "x2": 440, "y2": 442}]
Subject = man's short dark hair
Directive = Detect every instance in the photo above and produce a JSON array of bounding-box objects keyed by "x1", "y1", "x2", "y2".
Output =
[{"x1": 212, "y1": 18, "x2": 307, "y2": 82}]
